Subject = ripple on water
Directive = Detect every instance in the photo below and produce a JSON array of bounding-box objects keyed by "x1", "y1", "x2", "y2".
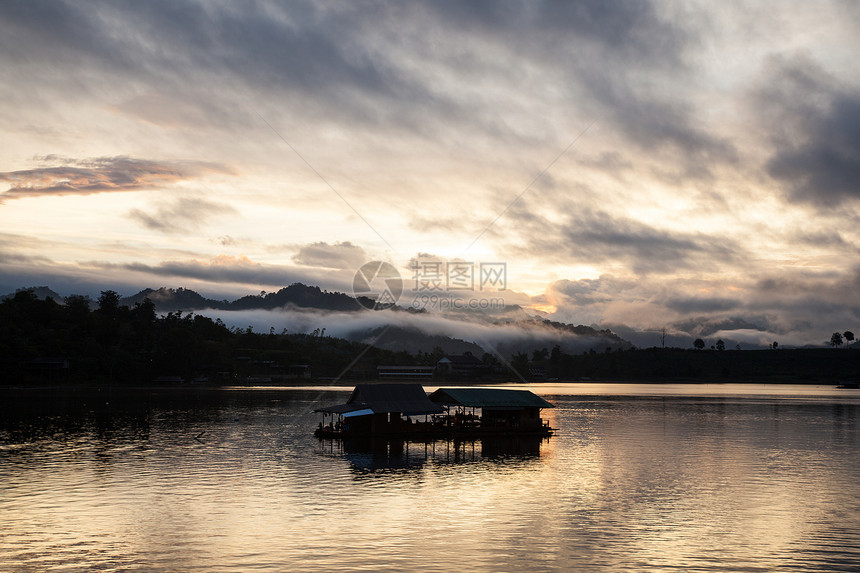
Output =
[{"x1": 1, "y1": 386, "x2": 860, "y2": 572}]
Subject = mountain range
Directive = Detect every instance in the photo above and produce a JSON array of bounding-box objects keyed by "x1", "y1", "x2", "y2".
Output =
[{"x1": 4, "y1": 283, "x2": 631, "y2": 356}]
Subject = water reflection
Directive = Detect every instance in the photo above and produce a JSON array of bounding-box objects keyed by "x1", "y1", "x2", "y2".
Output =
[
  {"x1": 318, "y1": 436, "x2": 548, "y2": 475},
  {"x1": 2, "y1": 384, "x2": 859, "y2": 572}
]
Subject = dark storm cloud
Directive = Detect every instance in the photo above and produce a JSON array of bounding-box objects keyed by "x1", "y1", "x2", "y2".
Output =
[
  {"x1": 725, "y1": 268, "x2": 860, "y2": 335},
  {"x1": 0, "y1": 0, "x2": 438, "y2": 132},
  {"x1": 514, "y1": 206, "x2": 743, "y2": 274},
  {"x1": 754, "y1": 266, "x2": 860, "y2": 310},
  {"x1": 419, "y1": 0, "x2": 736, "y2": 167},
  {"x1": 550, "y1": 276, "x2": 635, "y2": 306},
  {"x1": 420, "y1": 0, "x2": 686, "y2": 63},
  {"x1": 670, "y1": 316, "x2": 776, "y2": 337},
  {"x1": 550, "y1": 277, "x2": 741, "y2": 317},
  {"x1": 659, "y1": 295, "x2": 741, "y2": 314},
  {"x1": 0, "y1": 0, "x2": 734, "y2": 169},
  {"x1": 758, "y1": 57, "x2": 860, "y2": 206},
  {"x1": 579, "y1": 70, "x2": 738, "y2": 171},
  {"x1": 0, "y1": 156, "x2": 228, "y2": 201},
  {"x1": 0, "y1": 1, "x2": 384, "y2": 92}
]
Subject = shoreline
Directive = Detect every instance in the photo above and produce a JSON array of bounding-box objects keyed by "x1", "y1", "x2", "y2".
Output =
[{"x1": 2, "y1": 378, "x2": 857, "y2": 391}]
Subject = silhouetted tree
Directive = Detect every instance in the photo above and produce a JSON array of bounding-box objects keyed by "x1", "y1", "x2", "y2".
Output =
[
  {"x1": 844, "y1": 331, "x2": 855, "y2": 345},
  {"x1": 716, "y1": 339, "x2": 725, "y2": 351},
  {"x1": 97, "y1": 290, "x2": 120, "y2": 313},
  {"x1": 64, "y1": 294, "x2": 92, "y2": 318},
  {"x1": 772, "y1": 341, "x2": 778, "y2": 350},
  {"x1": 94, "y1": 290, "x2": 123, "y2": 354},
  {"x1": 830, "y1": 332, "x2": 844, "y2": 348},
  {"x1": 693, "y1": 338, "x2": 705, "y2": 350},
  {"x1": 131, "y1": 297, "x2": 156, "y2": 322},
  {"x1": 511, "y1": 351, "x2": 530, "y2": 375},
  {"x1": 481, "y1": 352, "x2": 498, "y2": 365}
]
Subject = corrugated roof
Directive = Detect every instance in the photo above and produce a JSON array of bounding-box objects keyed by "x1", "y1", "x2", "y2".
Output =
[
  {"x1": 315, "y1": 383, "x2": 443, "y2": 415},
  {"x1": 315, "y1": 403, "x2": 368, "y2": 414},
  {"x1": 428, "y1": 388, "x2": 555, "y2": 409}
]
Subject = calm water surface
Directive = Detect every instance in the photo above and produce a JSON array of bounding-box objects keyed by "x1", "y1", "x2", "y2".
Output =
[{"x1": 2, "y1": 383, "x2": 859, "y2": 572}]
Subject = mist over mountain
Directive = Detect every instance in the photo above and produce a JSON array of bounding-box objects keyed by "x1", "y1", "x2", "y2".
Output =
[
  {"x1": 356, "y1": 325, "x2": 486, "y2": 356},
  {"x1": 7, "y1": 283, "x2": 795, "y2": 353},
  {"x1": 6, "y1": 283, "x2": 638, "y2": 356},
  {"x1": 607, "y1": 319, "x2": 780, "y2": 351}
]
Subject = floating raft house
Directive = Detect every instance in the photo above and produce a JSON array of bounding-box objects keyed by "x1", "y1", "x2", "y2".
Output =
[{"x1": 314, "y1": 384, "x2": 554, "y2": 438}]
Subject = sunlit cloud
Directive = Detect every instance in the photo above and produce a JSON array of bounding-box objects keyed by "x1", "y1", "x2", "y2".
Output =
[
  {"x1": 0, "y1": 156, "x2": 231, "y2": 202},
  {"x1": 1, "y1": 0, "x2": 858, "y2": 347}
]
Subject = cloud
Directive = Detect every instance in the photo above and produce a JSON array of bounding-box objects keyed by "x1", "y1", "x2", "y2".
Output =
[
  {"x1": 548, "y1": 276, "x2": 636, "y2": 307},
  {"x1": 2, "y1": 0, "x2": 859, "y2": 350},
  {"x1": 0, "y1": 251, "x2": 53, "y2": 266},
  {"x1": 216, "y1": 235, "x2": 240, "y2": 247},
  {"x1": 539, "y1": 266, "x2": 860, "y2": 347},
  {"x1": 659, "y1": 295, "x2": 741, "y2": 314},
  {"x1": 194, "y1": 304, "x2": 623, "y2": 357},
  {"x1": 81, "y1": 254, "x2": 355, "y2": 294},
  {"x1": 110, "y1": 256, "x2": 300, "y2": 287},
  {"x1": 417, "y1": 0, "x2": 694, "y2": 81},
  {"x1": 291, "y1": 241, "x2": 368, "y2": 270},
  {"x1": 127, "y1": 197, "x2": 239, "y2": 233},
  {"x1": 0, "y1": 156, "x2": 230, "y2": 202},
  {"x1": 0, "y1": 1, "x2": 729, "y2": 164},
  {"x1": 0, "y1": 1, "x2": 437, "y2": 134},
  {"x1": 511, "y1": 205, "x2": 743, "y2": 275},
  {"x1": 671, "y1": 316, "x2": 775, "y2": 338},
  {"x1": 757, "y1": 56, "x2": 860, "y2": 207}
]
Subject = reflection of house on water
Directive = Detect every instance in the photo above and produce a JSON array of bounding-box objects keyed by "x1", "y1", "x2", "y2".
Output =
[
  {"x1": 314, "y1": 383, "x2": 554, "y2": 439},
  {"x1": 317, "y1": 435, "x2": 549, "y2": 474}
]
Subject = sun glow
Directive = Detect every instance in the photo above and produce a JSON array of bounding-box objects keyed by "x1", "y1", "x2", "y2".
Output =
[{"x1": 527, "y1": 304, "x2": 558, "y2": 314}]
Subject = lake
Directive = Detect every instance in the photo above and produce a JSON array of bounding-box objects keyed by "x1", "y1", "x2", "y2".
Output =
[{"x1": 2, "y1": 383, "x2": 859, "y2": 572}]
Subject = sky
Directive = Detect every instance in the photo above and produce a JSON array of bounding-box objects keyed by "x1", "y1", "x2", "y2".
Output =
[{"x1": 1, "y1": 0, "x2": 859, "y2": 347}]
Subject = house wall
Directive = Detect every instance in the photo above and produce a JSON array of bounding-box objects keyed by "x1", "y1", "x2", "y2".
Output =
[{"x1": 482, "y1": 408, "x2": 544, "y2": 430}]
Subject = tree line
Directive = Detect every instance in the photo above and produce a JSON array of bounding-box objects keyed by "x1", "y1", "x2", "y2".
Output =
[
  {"x1": 0, "y1": 289, "x2": 422, "y2": 384},
  {"x1": 2, "y1": 288, "x2": 857, "y2": 385}
]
